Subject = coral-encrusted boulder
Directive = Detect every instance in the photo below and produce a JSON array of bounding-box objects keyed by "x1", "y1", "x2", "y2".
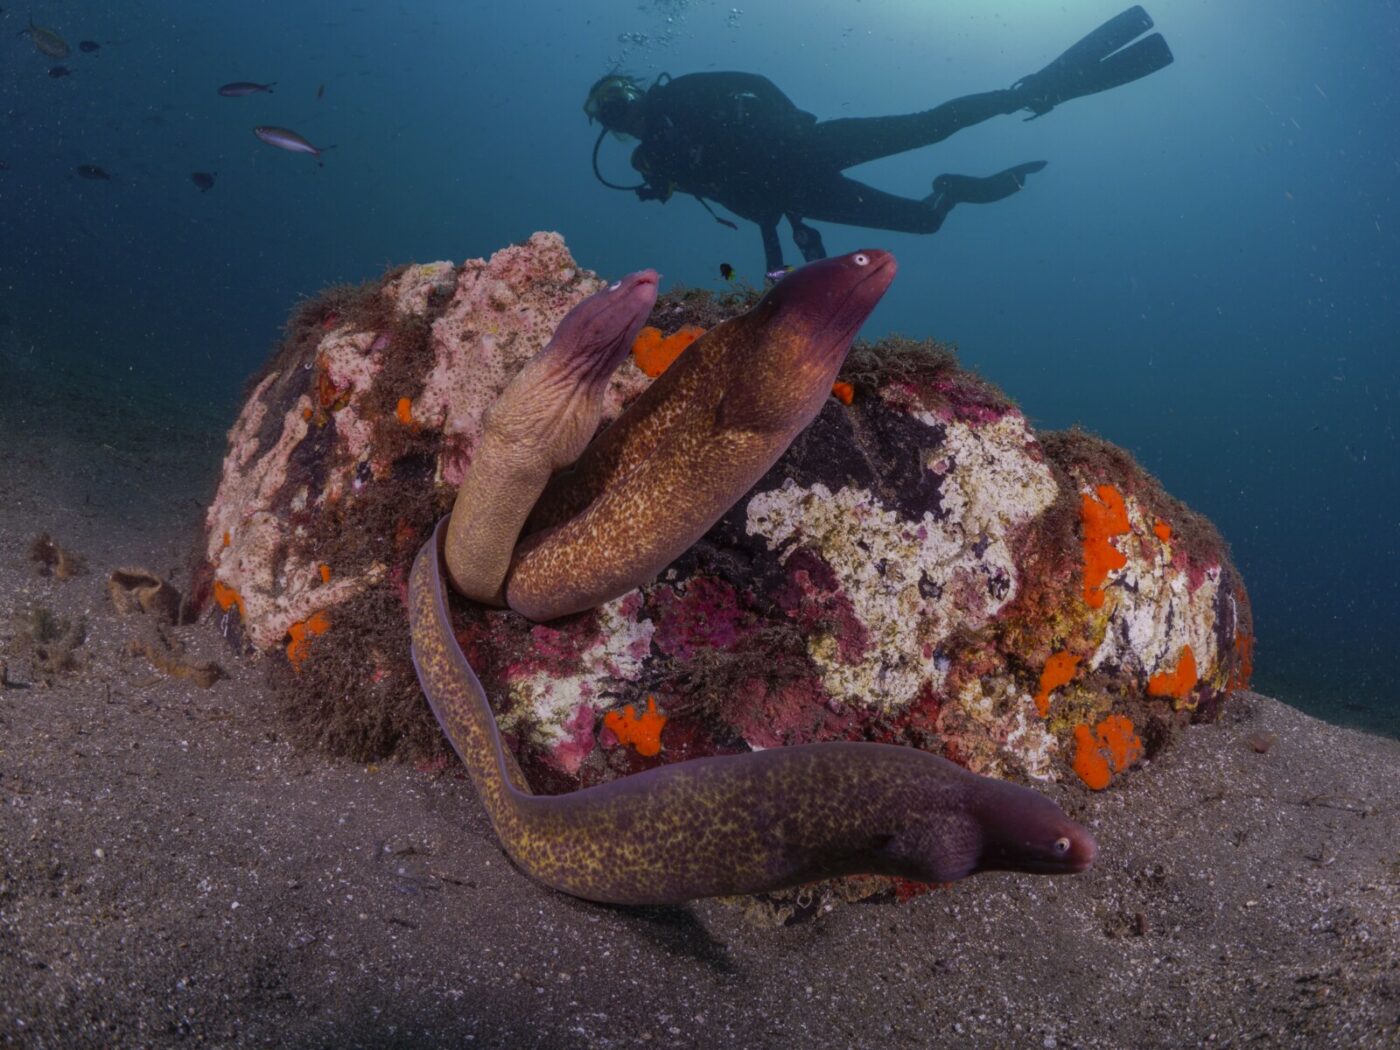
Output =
[{"x1": 200, "y1": 232, "x2": 1252, "y2": 788}]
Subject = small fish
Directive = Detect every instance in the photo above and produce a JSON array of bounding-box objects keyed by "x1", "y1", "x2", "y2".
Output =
[
  {"x1": 765, "y1": 266, "x2": 793, "y2": 282},
  {"x1": 254, "y1": 126, "x2": 334, "y2": 158},
  {"x1": 75, "y1": 164, "x2": 111, "y2": 180},
  {"x1": 78, "y1": 40, "x2": 100, "y2": 54},
  {"x1": 719, "y1": 262, "x2": 734, "y2": 281},
  {"x1": 218, "y1": 81, "x2": 275, "y2": 97},
  {"x1": 191, "y1": 171, "x2": 216, "y2": 192},
  {"x1": 316, "y1": 82, "x2": 325, "y2": 101},
  {"x1": 47, "y1": 65, "x2": 71, "y2": 78},
  {"x1": 21, "y1": 18, "x2": 69, "y2": 59}
]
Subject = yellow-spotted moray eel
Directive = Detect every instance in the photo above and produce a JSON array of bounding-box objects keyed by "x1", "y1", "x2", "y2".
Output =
[{"x1": 410, "y1": 251, "x2": 1097, "y2": 906}]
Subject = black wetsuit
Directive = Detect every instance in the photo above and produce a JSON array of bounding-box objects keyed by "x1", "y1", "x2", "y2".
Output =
[{"x1": 628, "y1": 72, "x2": 1022, "y2": 271}]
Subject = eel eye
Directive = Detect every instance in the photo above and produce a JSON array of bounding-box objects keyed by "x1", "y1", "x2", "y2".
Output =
[
  {"x1": 1053, "y1": 836, "x2": 1071, "y2": 854},
  {"x1": 853, "y1": 252, "x2": 869, "y2": 266}
]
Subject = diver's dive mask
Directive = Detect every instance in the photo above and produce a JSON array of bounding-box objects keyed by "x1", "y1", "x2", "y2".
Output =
[{"x1": 584, "y1": 74, "x2": 644, "y2": 131}]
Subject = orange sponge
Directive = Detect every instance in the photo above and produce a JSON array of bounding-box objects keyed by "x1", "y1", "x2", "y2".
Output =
[
  {"x1": 1230, "y1": 632, "x2": 1255, "y2": 690},
  {"x1": 603, "y1": 695, "x2": 667, "y2": 757},
  {"x1": 1034, "y1": 650, "x2": 1080, "y2": 717},
  {"x1": 212, "y1": 580, "x2": 246, "y2": 620},
  {"x1": 1148, "y1": 645, "x2": 1197, "y2": 703},
  {"x1": 1072, "y1": 714, "x2": 1144, "y2": 790},
  {"x1": 1081, "y1": 484, "x2": 1131, "y2": 609},
  {"x1": 287, "y1": 611, "x2": 331, "y2": 670},
  {"x1": 631, "y1": 325, "x2": 706, "y2": 378}
]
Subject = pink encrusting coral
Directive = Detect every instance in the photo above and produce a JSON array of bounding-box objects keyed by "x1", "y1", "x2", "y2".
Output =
[
  {"x1": 203, "y1": 234, "x2": 649, "y2": 655},
  {"x1": 649, "y1": 576, "x2": 759, "y2": 662},
  {"x1": 205, "y1": 369, "x2": 370, "y2": 650},
  {"x1": 551, "y1": 701, "x2": 599, "y2": 775},
  {"x1": 199, "y1": 232, "x2": 1252, "y2": 793},
  {"x1": 414, "y1": 233, "x2": 651, "y2": 486}
]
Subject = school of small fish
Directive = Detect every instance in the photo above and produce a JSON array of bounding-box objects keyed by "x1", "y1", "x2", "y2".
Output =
[
  {"x1": 12, "y1": 13, "x2": 738, "y2": 287},
  {"x1": 14, "y1": 14, "x2": 336, "y2": 190}
]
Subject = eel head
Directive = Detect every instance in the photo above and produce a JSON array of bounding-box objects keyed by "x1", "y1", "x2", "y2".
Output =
[{"x1": 717, "y1": 248, "x2": 896, "y2": 434}]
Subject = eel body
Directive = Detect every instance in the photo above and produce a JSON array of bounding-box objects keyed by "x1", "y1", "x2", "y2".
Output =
[
  {"x1": 411, "y1": 520, "x2": 1096, "y2": 906},
  {"x1": 445, "y1": 269, "x2": 660, "y2": 604},
  {"x1": 415, "y1": 250, "x2": 1098, "y2": 906},
  {"x1": 446, "y1": 250, "x2": 900, "y2": 622}
]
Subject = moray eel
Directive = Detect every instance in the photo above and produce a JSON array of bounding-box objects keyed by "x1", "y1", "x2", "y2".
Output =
[
  {"x1": 411, "y1": 521, "x2": 1095, "y2": 904},
  {"x1": 412, "y1": 250, "x2": 1098, "y2": 905},
  {"x1": 445, "y1": 268, "x2": 660, "y2": 605},
  {"x1": 446, "y1": 251, "x2": 898, "y2": 620}
]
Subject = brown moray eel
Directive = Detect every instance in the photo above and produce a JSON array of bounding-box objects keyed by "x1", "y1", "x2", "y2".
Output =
[
  {"x1": 412, "y1": 251, "x2": 1098, "y2": 905},
  {"x1": 412, "y1": 521, "x2": 1095, "y2": 905},
  {"x1": 446, "y1": 251, "x2": 900, "y2": 621}
]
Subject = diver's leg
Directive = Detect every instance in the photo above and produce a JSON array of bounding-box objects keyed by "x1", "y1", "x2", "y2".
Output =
[
  {"x1": 930, "y1": 161, "x2": 1047, "y2": 206},
  {"x1": 806, "y1": 6, "x2": 1174, "y2": 169},
  {"x1": 759, "y1": 221, "x2": 785, "y2": 273},
  {"x1": 808, "y1": 90, "x2": 1019, "y2": 171},
  {"x1": 785, "y1": 214, "x2": 828, "y2": 262},
  {"x1": 790, "y1": 161, "x2": 1047, "y2": 236},
  {"x1": 788, "y1": 177, "x2": 954, "y2": 234}
]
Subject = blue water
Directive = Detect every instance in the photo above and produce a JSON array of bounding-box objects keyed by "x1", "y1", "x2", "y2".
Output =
[{"x1": 1, "y1": 1, "x2": 1396, "y2": 735}]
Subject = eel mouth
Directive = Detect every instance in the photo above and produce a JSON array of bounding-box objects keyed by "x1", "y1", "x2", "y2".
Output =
[
  {"x1": 1044, "y1": 826, "x2": 1099, "y2": 874},
  {"x1": 609, "y1": 268, "x2": 659, "y2": 307},
  {"x1": 1068, "y1": 832, "x2": 1099, "y2": 872},
  {"x1": 561, "y1": 269, "x2": 660, "y2": 384},
  {"x1": 597, "y1": 268, "x2": 659, "y2": 332},
  {"x1": 806, "y1": 249, "x2": 897, "y2": 363},
  {"x1": 833, "y1": 250, "x2": 896, "y2": 322}
]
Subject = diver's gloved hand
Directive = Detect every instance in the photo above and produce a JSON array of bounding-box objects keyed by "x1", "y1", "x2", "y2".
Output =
[
  {"x1": 635, "y1": 182, "x2": 673, "y2": 203},
  {"x1": 1011, "y1": 5, "x2": 1174, "y2": 119},
  {"x1": 930, "y1": 161, "x2": 1048, "y2": 209}
]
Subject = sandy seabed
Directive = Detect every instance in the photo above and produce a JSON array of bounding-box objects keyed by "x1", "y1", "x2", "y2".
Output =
[{"x1": 0, "y1": 355, "x2": 1396, "y2": 1049}]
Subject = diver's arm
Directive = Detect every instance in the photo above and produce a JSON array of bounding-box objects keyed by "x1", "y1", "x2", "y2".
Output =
[
  {"x1": 635, "y1": 179, "x2": 672, "y2": 203},
  {"x1": 629, "y1": 144, "x2": 674, "y2": 202}
]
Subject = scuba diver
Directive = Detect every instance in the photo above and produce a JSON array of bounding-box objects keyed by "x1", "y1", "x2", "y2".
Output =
[{"x1": 585, "y1": 6, "x2": 1173, "y2": 275}]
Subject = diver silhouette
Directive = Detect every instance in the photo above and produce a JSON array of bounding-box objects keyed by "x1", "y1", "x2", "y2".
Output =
[{"x1": 585, "y1": 6, "x2": 1173, "y2": 275}]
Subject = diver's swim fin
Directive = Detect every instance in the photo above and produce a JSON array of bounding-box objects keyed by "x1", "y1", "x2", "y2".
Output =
[
  {"x1": 1037, "y1": 5, "x2": 1155, "y2": 78},
  {"x1": 1086, "y1": 33, "x2": 1174, "y2": 101},
  {"x1": 931, "y1": 161, "x2": 1047, "y2": 207},
  {"x1": 1013, "y1": 6, "x2": 1174, "y2": 119}
]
